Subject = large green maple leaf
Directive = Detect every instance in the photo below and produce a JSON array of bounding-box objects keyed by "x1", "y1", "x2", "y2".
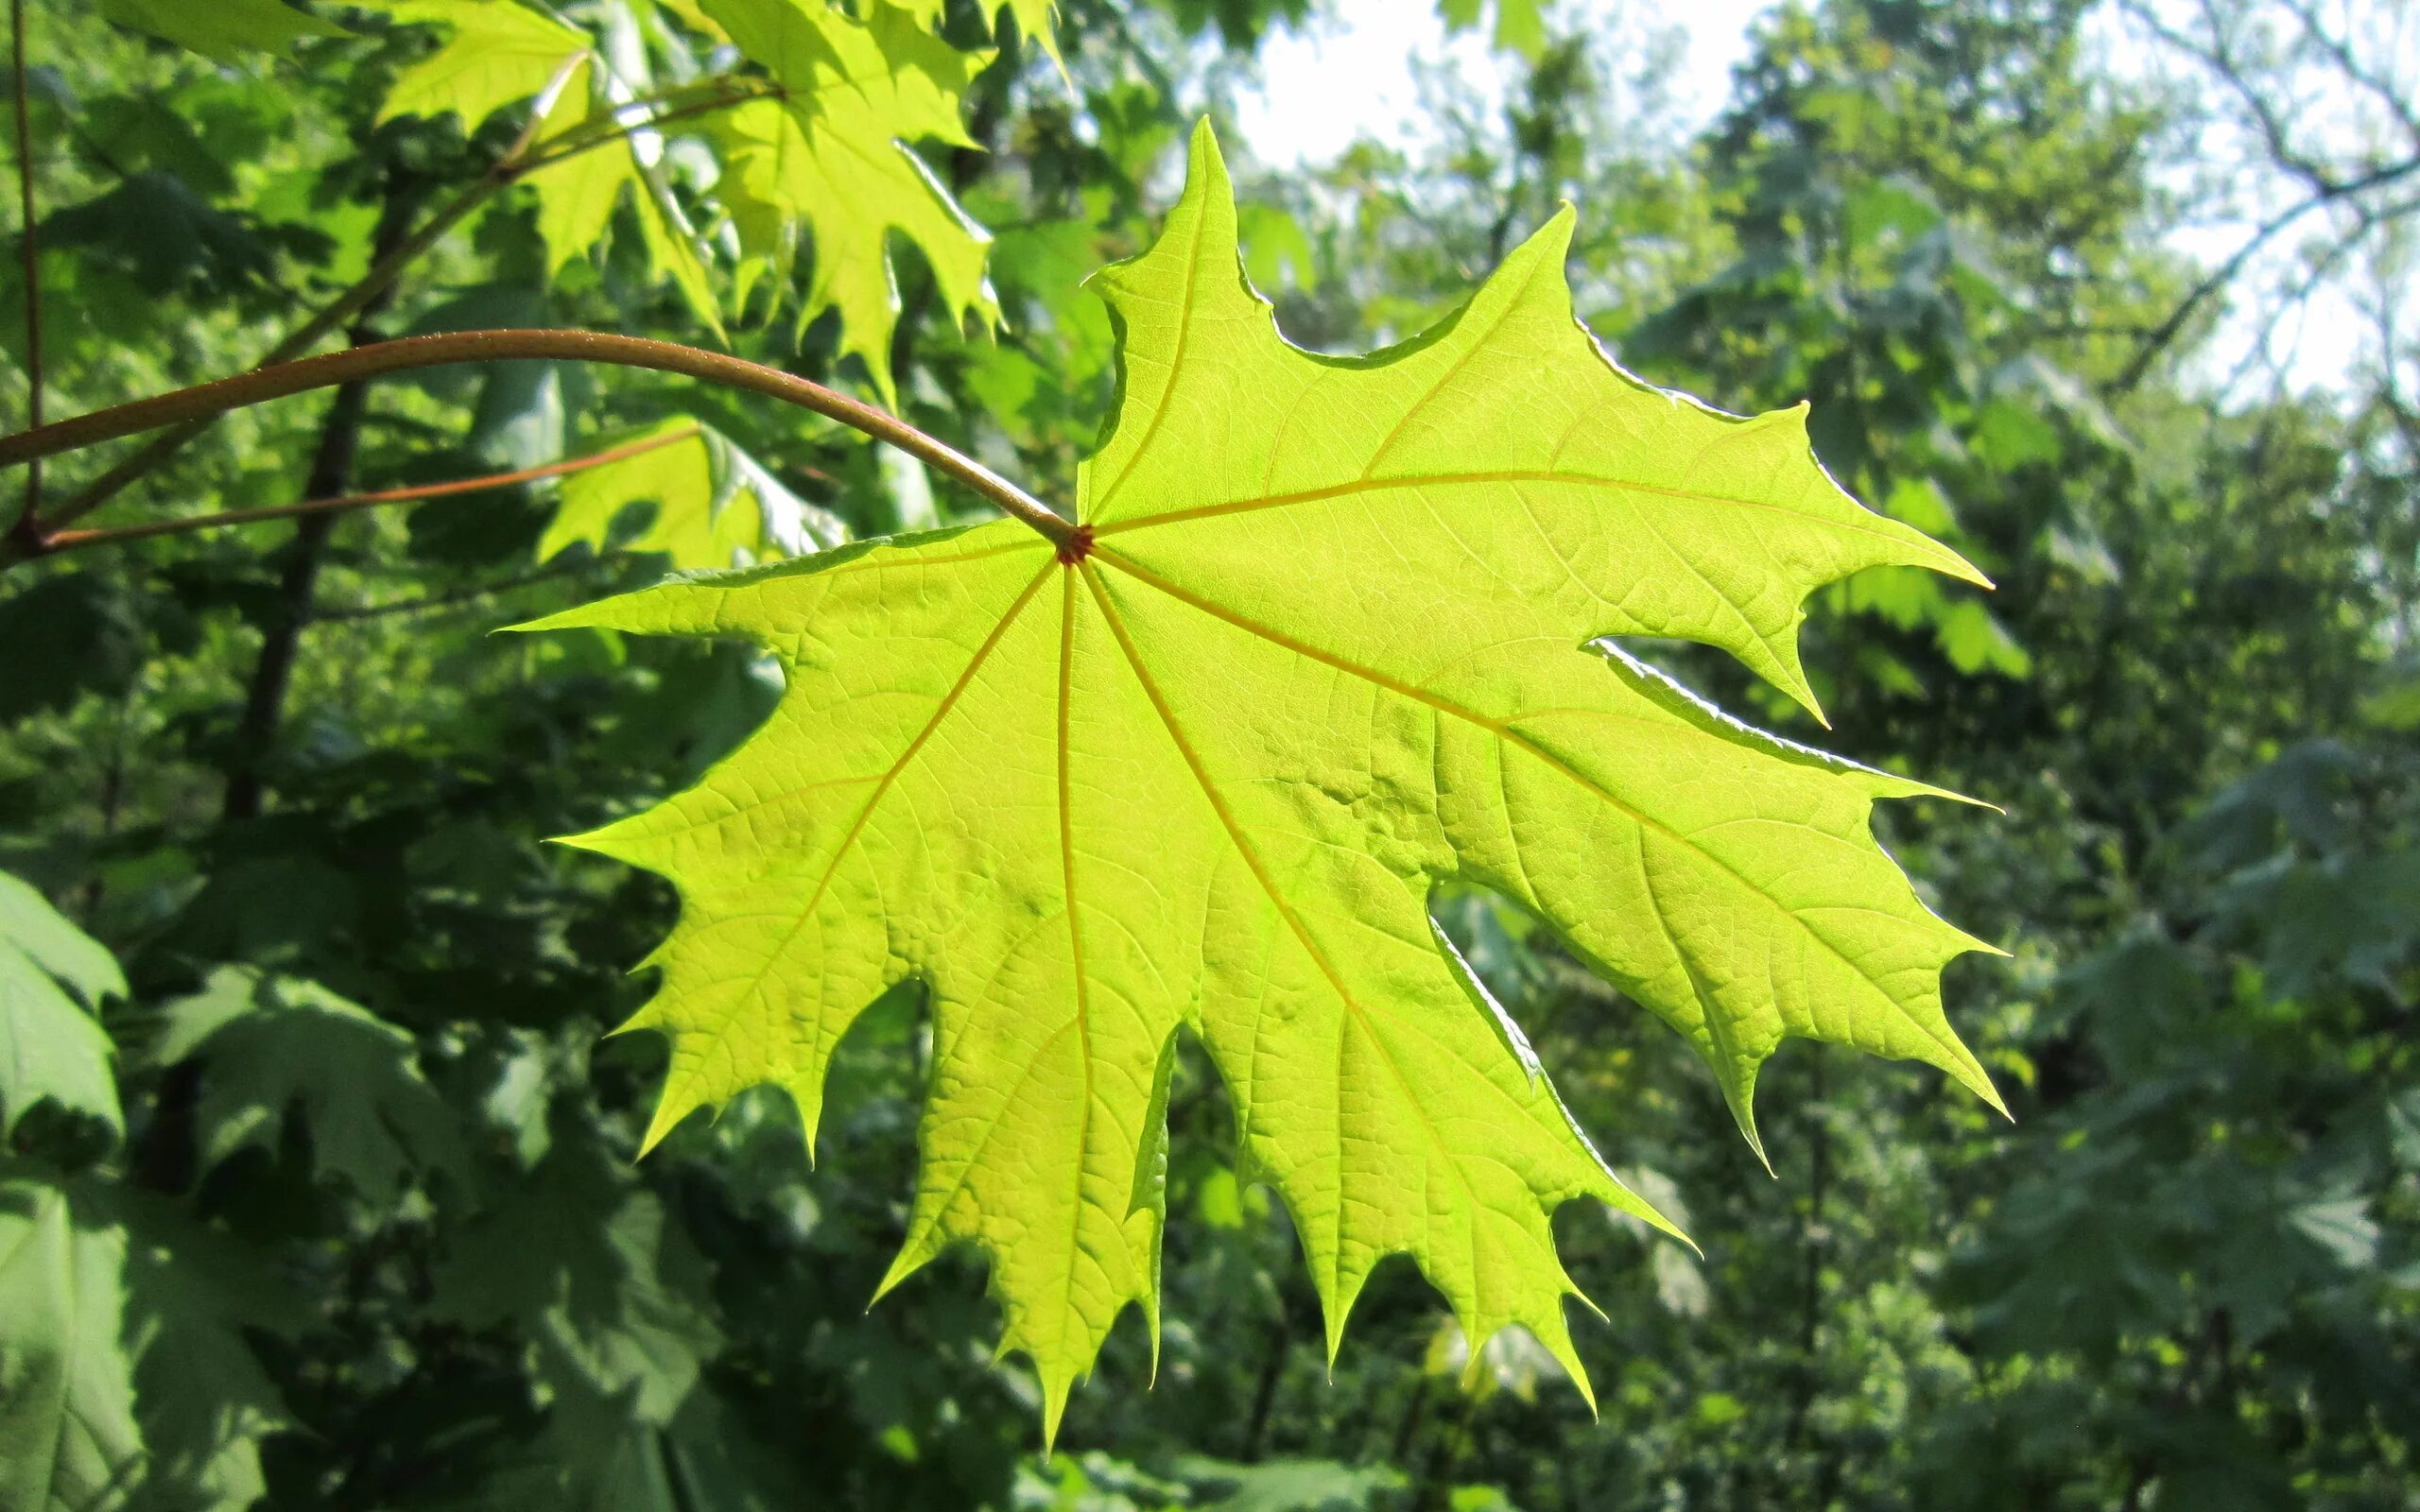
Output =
[
  {"x1": 528, "y1": 122, "x2": 2002, "y2": 1437},
  {"x1": 0, "y1": 1179, "x2": 142, "y2": 1512}
]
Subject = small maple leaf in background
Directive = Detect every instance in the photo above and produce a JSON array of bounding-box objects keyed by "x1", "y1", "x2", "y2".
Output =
[
  {"x1": 356, "y1": 0, "x2": 999, "y2": 400},
  {"x1": 533, "y1": 417, "x2": 847, "y2": 570},
  {"x1": 528, "y1": 121, "x2": 2005, "y2": 1440}
]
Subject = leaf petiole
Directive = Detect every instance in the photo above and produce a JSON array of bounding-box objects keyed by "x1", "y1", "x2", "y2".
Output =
[
  {"x1": 25, "y1": 423, "x2": 702, "y2": 558},
  {"x1": 32, "y1": 72, "x2": 774, "y2": 534},
  {"x1": 0, "y1": 330, "x2": 1073, "y2": 558}
]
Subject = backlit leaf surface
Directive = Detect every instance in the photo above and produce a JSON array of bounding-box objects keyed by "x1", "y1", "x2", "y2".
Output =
[
  {"x1": 359, "y1": 0, "x2": 1001, "y2": 383},
  {"x1": 529, "y1": 122, "x2": 2002, "y2": 1436},
  {"x1": 535, "y1": 418, "x2": 848, "y2": 569},
  {"x1": 889, "y1": 0, "x2": 1064, "y2": 73},
  {"x1": 365, "y1": 0, "x2": 586, "y2": 133},
  {"x1": 0, "y1": 874, "x2": 125, "y2": 1142},
  {"x1": 704, "y1": 0, "x2": 1001, "y2": 404}
]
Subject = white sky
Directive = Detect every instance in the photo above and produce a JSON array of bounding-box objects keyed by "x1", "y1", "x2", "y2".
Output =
[
  {"x1": 1235, "y1": 0, "x2": 1778, "y2": 166},
  {"x1": 1232, "y1": 0, "x2": 2394, "y2": 395}
]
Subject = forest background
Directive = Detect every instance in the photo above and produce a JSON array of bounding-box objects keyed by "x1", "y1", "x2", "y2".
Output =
[{"x1": 1, "y1": 0, "x2": 2414, "y2": 1508}]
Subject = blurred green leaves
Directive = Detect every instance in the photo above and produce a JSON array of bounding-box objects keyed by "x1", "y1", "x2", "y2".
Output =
[
  {"x1": 134, "y1": 968, "x2": 461, "y2": 1206},
  {"x1": 1, "y1": 873, "x2": 125, "y2": 1145},
  {"x1": 99, "y1": 0, "x2": 346, "y2": 60},
  {"x1": 0, "y1": 1177, "x2": 143, "y2": 1512},
  {"x1": 534, "y1": 417, "x2": 846, "y2": 570}
]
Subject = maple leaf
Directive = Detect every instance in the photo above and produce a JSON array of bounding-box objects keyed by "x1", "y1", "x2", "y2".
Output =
[
  {"x1": 534, "y1": 417, "x2": 847, "y2": 569},
  {"x1": 364, "y1": 0, "x2": 1000, "y2": 398},
  {"x1": 364, "y1": 0, "x2": 588, "y2": 134},
  {"x1": 99, "y1": 0, "x2": 345, "y2": 60},
  {"x1": 889, "y1": 0, "x2": 1064, "y2": 76},
  {"x1": 0, "y1": 1178, "x2": 142, "y2": 1512},
  {"x1": 0, "y1": 872, "x2": 125, "y2": 1143},
  {"x1": 136, "y1": 969, "x2": 464, "y2": 1207},
  {"x1": 362, "y1": 1, "x2": 730, "y2": 340},
  {"x1": 704, "y1": 0, "x2": 1002, "y2": 405},
  {"x1": 527, "y1": 121, "x2": 2002, "y2": 1437}
]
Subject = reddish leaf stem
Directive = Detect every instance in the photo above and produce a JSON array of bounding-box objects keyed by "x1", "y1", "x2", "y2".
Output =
[
  {"x1": 0, "y1": 329, "x2": 1070, "y2": 548},
  {"x1": 34, "y1": 73, "x2": 773, "y2": 532},
  {"x1": 30, "y1": 422, "x2": 700, "y2": 556}
]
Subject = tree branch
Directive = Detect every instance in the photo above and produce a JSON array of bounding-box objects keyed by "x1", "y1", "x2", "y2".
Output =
[
  {"x1": 310, "y1": 559, "x2": 593, "y2": 622},
  {"x1": 0, "y1": 329, "x2": 1072, "y2": 547},
  {"x1": 2111, "y1": 154, "x2": 2420, "y2": 393},
  {"x1": 9, "y1": 0, "x2": 40, "y2": 544},
  {"x1": 2274, "y1": 0, "x2": 2420, "y2": 149},
  {"x1": 32, "y1": 73, "x2": 771, "y2": 532},
  {"x1": 29, "y1": 423, "x2": 699, "y2": 556}
]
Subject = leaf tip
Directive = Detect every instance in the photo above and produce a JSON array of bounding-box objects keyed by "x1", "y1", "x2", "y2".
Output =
[
  {"x1": 1605, "y1": 1175, "x2": 1695, "y2": 1253},
  {"x1": 1716, "y1": 1065, "x2": 1775, "y2": 1176},
  {"x1": 1531, "y1": 1314, "x2": 1600, "y2": 1417},
  {"x1": 634, "y1": 1085, "x2": 700, "y2": 1159},
  {"x1": 1038, "y1": 1368, "x2": 1075, "y2": 1452},
  {"x1": 1321, "y1": 1302, "x2": 1351, "y2": 1374},
  {"x1": 1970, "y1": 1067, "x2": 2014, "y2": 1122},
  {"x1": 870, "y1": 1246, "x2": 924, "y2": 1310},
  {"x1": 1185, "y1": 113, "x2": 1224, "y2": 163}
]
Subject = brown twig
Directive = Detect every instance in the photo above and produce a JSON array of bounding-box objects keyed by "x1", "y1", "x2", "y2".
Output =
[
  {"x1": 311, "y1": 559, "x2": 593, "y2": 622},
  {"x1": 2111, "y1": 154, "x2": 2420, "y2": 394},
  {"x1": 511, "y1": 81, "x2": 777, "y2": 175},
  {"x1": 33, "y1": 73, "x2": 770, "y2": 532},
  {"x1": 0, "y1": 329, "x2": 1070, "y2": 546},
  {"x1": 33, "y1": 423, "x2": 698, "y2": 556},
  {"x1": 9, "y1": 0, "x2": 40, "y2": 543},
  {"x1": 2109, "y1": 0, "x2": 2420, "y2": 394}
]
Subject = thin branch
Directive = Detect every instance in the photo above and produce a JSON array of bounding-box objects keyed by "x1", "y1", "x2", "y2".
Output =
[
  {"x1": 0, "y1": 329, "x2": 1072, "y2": 547},
  {"x1": 33, "y1": 72, "x2": 770, "y2": 532},
  {"x1": 2274, "y1": 0, "x2": 2420, "y2": 149},
  {"x1": 2210, "y1": 198, "x2": 2393, "y2": 397},
  {"x1": 30, "y1": 423, "x2": 699, "y2": 557},
  {"x1": 2112, "y1": 153, "x2": 2420, "y2": 393},
  {"x1": 9, "y1": 0, "x2": 40, "y2": 542},
  {"x1": 311, "y1": 560, "x2": 594, "y2": 622},
  {"x1": 515, "y1": 73, "x2": 775, "y2": 173},
  {"x1": 2184, "y1": 0, "x2": 2337, "y2": 195}
]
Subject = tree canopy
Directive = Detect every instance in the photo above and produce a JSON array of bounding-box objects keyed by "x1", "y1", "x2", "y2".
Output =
[{"x1": 1, "y1": 0, "x2": 2412, "y2": 1507}]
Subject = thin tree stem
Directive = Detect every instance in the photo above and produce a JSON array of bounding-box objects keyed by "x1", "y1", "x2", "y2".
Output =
[
  {"x1": 0, "y1": 329, "x2": 1074, "y2": 546},
  {"x1": 512, "y1": 80, "x2": 776, "y2": 175},
  {"x1": 311, "y1": 559, "x2": 590, "y2": 622},
  {"x1": 33, "y1": 74, "x2": 770, "y2": 531},
  {"x1": 9, "y1": 0, "x2": 41, "y2": 541},
  {"x1": 222, "y1": 388, "x2": 362, "y2": 822},
  {"x1": 34, "y1": 423, "x2": 698, "y2": 556}
]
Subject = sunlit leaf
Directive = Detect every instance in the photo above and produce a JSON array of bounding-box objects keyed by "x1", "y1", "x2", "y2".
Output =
[
  {"x1": 705, "y1": 0, "x2": 1000, "y2": 403},
  {"x1": 528, "y1": 121, "x2": 2000, "y2": 1437},
  {"x1": 0, "y1": 1179, "x2": 143, "y2": 1512},
  {"x1": 364, "y1": 0, "x2": 587, "y2": 133},
  {"x1": 534, "y1": 417, "x2": 848, "y2": 569}
]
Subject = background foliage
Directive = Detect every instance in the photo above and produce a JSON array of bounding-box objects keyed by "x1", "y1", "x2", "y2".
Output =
[{"x1": 1, "y1": 0, "x2": 2413, "y2": 1508}]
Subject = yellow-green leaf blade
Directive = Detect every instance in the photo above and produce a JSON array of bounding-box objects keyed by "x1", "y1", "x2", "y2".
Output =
[
  {"x1": 538, "y1": 118, "x2": 2000, "y2": 1438},
  {"x1": 360, "y1": 0, "x2": 587, "y2": 130}
]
